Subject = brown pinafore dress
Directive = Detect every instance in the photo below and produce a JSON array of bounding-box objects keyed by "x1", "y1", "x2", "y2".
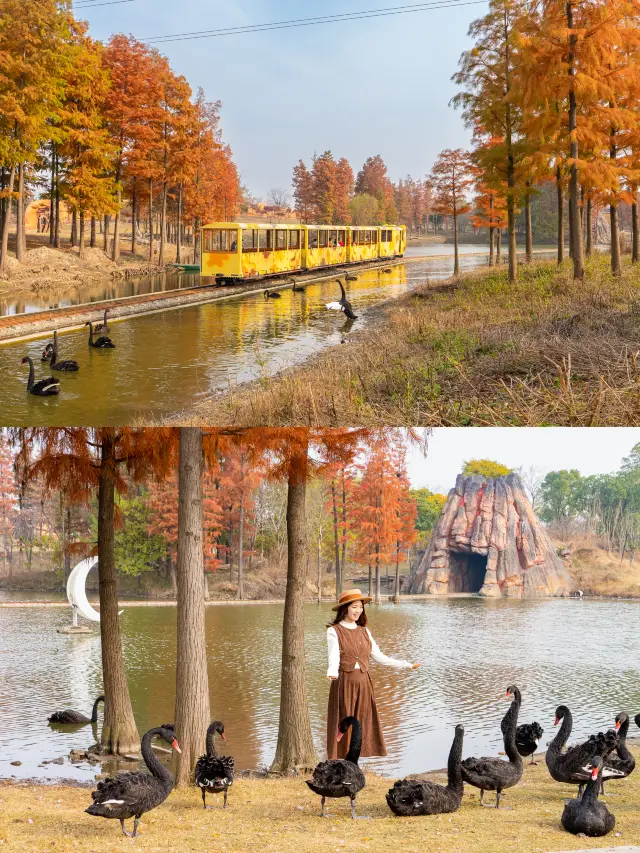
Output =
[{"x1": 326, "y1": 623, "x2": 387, "y2": 759}]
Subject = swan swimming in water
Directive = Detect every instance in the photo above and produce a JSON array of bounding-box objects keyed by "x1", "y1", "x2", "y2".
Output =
[{"x1": 326, "y1": 280, "x2": 357, "y2": 320}]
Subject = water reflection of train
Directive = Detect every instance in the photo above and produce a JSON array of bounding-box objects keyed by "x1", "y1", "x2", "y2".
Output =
[{"x1": 200, "y1": 223, "x2": 406, "y2": 283}]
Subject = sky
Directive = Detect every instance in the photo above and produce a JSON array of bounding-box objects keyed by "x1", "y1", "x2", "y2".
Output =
[
  {"x1": 74, "y1": 0, "x2": 480, "y2": 198},
  {"x1": 405, "y1": 428, "x2": 640, "y2": 494}
]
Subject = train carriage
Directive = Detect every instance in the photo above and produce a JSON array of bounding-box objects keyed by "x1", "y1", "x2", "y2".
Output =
[{"x1": 200, "y1": 222, "x2": 405, "y2": 283}]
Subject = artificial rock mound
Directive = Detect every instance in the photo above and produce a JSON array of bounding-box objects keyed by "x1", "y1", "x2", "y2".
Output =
[{"x1": 409, "y1": 473, "x2": 573, "y2": 598}]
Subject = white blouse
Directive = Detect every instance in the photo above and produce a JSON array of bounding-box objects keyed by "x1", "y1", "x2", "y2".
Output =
[{"x1": 327, "y1": 620, "x2": 413, "y2": 678}]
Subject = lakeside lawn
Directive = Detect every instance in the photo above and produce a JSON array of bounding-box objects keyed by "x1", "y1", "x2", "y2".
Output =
[
  {"x1": 188, "y1": 254, "x2": 640, "y2": 427},
  {"x1": 2, "y1": 747, "x2": 639, "y2": 853}
]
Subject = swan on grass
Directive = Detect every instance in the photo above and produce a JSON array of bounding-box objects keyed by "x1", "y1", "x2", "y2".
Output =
[
  {"x1": 306, "y1": 716, "x2": 366, "y2": 819},
  {"x1": 86, "y1": 726, "x2": 181, "y2": 837}
]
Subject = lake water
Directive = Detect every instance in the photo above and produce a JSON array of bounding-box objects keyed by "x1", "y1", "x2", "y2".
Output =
[
  {"x1": 1, "y1": 597, "x2": 638, "y2": 782},
  {"x1": 0, "y1": 248, "x2": 554, "y2": 426}
]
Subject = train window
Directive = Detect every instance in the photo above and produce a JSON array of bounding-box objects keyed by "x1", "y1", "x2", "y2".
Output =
[
  {"x1": 276, "y1": 230, "x2": 287, "y2": 250},
  {"x1": 242, "y1": 229, "x2": 258, "y2": 252},
  {"x1": 308, "y1": 229, "x2": 318, "y2": 249},
  {"x1": 289, "y1": 230, "x2": 300, "y2": 249},
  {"x1": 258, "y1": 229, "x2": 273, "y2": 251},
  {"x1": 363, "y1": 230, "x2": 369, "y2": 244},
  {"x1": 338, "y1": 230, "x2": 346, "y2": 246},
  {"x1": 318, "y1": 230, "x2": 328, "y2": 248},
  {"x1": 205, "y1": 229, "x2": 237, "y2": 252},
  {"x1": 328, "y1": 229, "x2": 337, "y2": 247}
]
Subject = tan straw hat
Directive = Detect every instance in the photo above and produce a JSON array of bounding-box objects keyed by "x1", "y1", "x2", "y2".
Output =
[{"x1": 331, "y1": 588, "x2": 372, "y2": 611}]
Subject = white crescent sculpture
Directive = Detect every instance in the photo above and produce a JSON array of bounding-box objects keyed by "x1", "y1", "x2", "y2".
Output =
[{"x1": 67, "y1": 557, "x2": 101, "y2": 622}]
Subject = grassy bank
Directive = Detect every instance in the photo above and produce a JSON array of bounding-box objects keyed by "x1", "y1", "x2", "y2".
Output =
[
  {"x1": 185, "y1": 254, "x2": 640, "y2": 426},
  {"x1": 2, "y1": 750, "x2": 639, "y2": 852}
]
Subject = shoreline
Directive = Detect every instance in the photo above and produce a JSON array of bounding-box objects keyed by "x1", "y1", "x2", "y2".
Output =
[
  {"x1": 174, "y1": 253, "x2": 640, "y2": 427},
  {"x1": 1, "y1": 591, "x2": 637, "y2": 608},
  {"x1": 0, "y1": 256, "x2": 419, "y2": 344}
]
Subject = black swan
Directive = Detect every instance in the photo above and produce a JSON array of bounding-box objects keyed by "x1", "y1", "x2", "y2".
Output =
[
  {"x1": 47, "y1": 331, "x2": 80, "y2": 372},
  {"x1": 499, "y1": 688, "x2": 543, "y2": 765},
  {"x1": 85, "y1": 321, "x2": 115, "y2": 348},
  {"x1": 306, "y1": 716, "x2": 366, "y2": 819},
  {"x1": 382, "y1": 267, "x2": 392, "y2": 273},
  {"x1": 195, "y1": 720, "x2": 235, "y2": 809},
  {"x1": 545, "y1": 706, "x2": 624, "y2": 795},
  {"x1": 264, "y1": 289, "x2": 281, "y2": 299},
  {"x1": 386, "y1": 724, "x2": 464, "y2": 816},
  {"x1": 21, "y1": 356, "x2": 60, "y2": 396},
  {"x1": 461, "y1": 684, "x2": 523, "y2": 808},
  {"x1": 326, "y1": 280, "x2": 357, "y2": 320},
  {"x1": 601, "y1": 712, "x2": 636, "y2": 793},
  {"x1": 49, "y1": 694, "x2": 104, "y2": 725},
  {"x1": 345, "y1": 273, "x2": 358, "y2": 281},
  {"x1": 95, "y1": 308, "x2": 110, "y2": 334},
  {"x1": 561, "y1": 754, "x2": 616, "y2": 837},
  {"x1": 86, "y1": 726, "x2": 181, "y2": 837},
  {"x1": 292, "y1": 281, "x2": 306, "y2": 292}
]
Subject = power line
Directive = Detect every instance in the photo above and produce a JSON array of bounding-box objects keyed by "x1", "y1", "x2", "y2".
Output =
[
  {"x1": 143, "y1": 0, "x2": 486, "y2": 45},
  {"x1": 74, "y1": 0, "x2": 136, "y2": 8}
]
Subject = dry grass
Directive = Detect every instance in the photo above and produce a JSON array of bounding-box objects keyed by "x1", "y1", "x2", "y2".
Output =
[
  {"x1": 181, "y1": 255, "x2": 640, "y2": 426},
  {"x1": 2, "y1": 750, "x2": 640, "y2": 853},
  {"x1": 565, "y1": 536, "x2": 640, "y2": 598}
]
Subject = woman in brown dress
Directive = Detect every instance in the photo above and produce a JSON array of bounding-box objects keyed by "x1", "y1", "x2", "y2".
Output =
[{"x1": 326, "y1": 589, "x2": 420, "y2": 759}]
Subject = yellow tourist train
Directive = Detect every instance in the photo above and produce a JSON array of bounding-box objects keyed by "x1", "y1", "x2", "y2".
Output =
[{"x1": 200, "y1": 222, "x2": 406, "y2": 283}]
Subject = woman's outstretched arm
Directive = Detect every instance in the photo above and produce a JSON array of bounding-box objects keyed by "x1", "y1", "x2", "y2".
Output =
[
  {"x1": 367, "y1": 629, "x2": 420, "y2": 670},
  {"x1": 327, "y1": 627, "x2": 340, "y2": 679}
]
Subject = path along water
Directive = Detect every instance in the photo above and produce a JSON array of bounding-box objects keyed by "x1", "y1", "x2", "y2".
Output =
[
  {"x1": 0, "y1": 597, "x2": 638, "y2": 782},
  {"x1": 0, "y1": 246, "x2": 553, "y2": 426}
]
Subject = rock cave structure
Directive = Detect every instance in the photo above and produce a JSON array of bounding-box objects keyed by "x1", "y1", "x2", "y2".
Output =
[{"x1": 409, "y1": 473, "x2": 573, "y2": 598}]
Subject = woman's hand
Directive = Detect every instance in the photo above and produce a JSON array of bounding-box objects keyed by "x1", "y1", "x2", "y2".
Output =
[
  {"x1": 410, "y1": 663, "x2": 421, "y2": 670},
  {"x1": 327, "y1": 676, "x2": 338, "y2": 682}
]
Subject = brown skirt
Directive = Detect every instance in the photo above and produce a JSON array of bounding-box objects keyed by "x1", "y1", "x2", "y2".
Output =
[{"x1": 326, "y1": 669, "x2": 387, "y2": 759}]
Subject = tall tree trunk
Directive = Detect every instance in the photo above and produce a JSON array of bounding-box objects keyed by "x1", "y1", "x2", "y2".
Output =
[
  {"x1": 586, "y1": 197, "x2": 593, "y2": 258},
  {"x1": 79, "y1": 210, "x2": 85, "y2": 259},
  {"x1": 0, "y1": 165, "x2": 15, "y2": 276},
  {"x1": 525, "y1": 189, "x2": 533, "y2": 263},
  {"x1": 90, "y1": 216, "x2": 96, "y2": 249},
  {"x1": 340, "y1": 471, "x2": 347, "y2": 581},
  {"x1": 394, "y1": 542, "x2": 401, "y2": 602},
  {"x1": 49, "y1": 147, "x2": 55, "y2": 245},
  {"x1": 148, "y1": 180, "x2": 154, "y2": 263},
  {"x1": 71, "y1": 209, "x2": 77, "y2": 248},
  {"x1": 331, "y1": 479, "x2": 341, "y2": 599},
  {"x1": 374, "y1": 545, "x2": 381, "y2": 604},
  {"x1": 489, "y1": 225, "x2": 495, "y2": 266},
  {"x1": 453, "y1": 211, "x2": 460, "y2": 276},
  {"x1": 98, "y1": 431, "x2": 140, "y2": 755},
  {"x1": 496, "y1": 229, "x2": 502, "y2": 264},
  {"x1": 174, "y1": 427, "x2": 210, "y2": 787},
  {"x1": 193, "y1": 216, "x2": 200, "y2": 265},
  {"x1": 131, "y1": 179, "x2": 137, "y2": 256},
  {"x1": 610, "y1": 203, "x2": 621, "y2": 276},
  {"x1": 368, "y1": 562, "x2": 372, "y2": 598},
  {"x1": 54, "y1": 156, "x2": 60, "y2": 249},
  {"x1": 103, "y1": 215, "x2": 110, "y2": 253},
  {"x1": 611, "y1": 126, "x2": 621, "y2": 276},
  {"x1": 112, "y1": 193, "x2": 121, "y2": 261},
  {"x1": 556, "y1": 166, "x2": 564, "y2": 264},
  {"x1": 176, "y1": 183, "x2": 182, "y2": 264},
  {"x1": 159, "y1": 179, "x2": 167, "y2": 266},
  {"x1": 632, "y1": 193, "x2": 639, "y2": 264},
  {"x1": 16, "y1": 162, "x2": 25, "y2": 262},
  {"x1": 270, "y1": 453, "x2": 317, "y2": 773},
  {"x1": 567, "y1": 1, "x2": 584, "y2": 280},
  {"x1": 236, "y1": 491, "x2": 244, "y2": 600}
]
